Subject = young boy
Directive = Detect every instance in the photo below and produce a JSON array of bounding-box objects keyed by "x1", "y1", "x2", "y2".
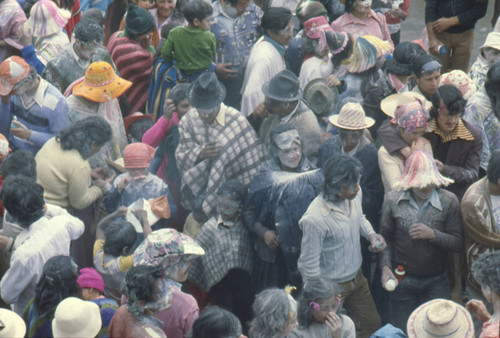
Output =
[{"x1": 160, "y1": 0, "x2": 216, "y2": 81}]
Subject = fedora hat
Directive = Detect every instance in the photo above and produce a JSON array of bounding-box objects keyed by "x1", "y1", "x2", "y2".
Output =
[
  {"x1": 73, "y1": 61, "x2": 132, "y2": 103},
  {"x1": 262, "y1": 70, "x2": 302, "y2": 102},
  {"x1": 380, "y1": 92, "x2": 429, "y2": 118},
  {"x1": 187, "y1": 72, "x2": 226, "y2": 110},
  {"x1": 329, "y1": 102, "x2": 374, "y2": 130},
  {"x1": 304, "y1": 78, "x2": 338, "y2": 116},
  {"x1": 52, "y1": 297, "x2": 102, "y2": 338},
  {"x1": 407, "y1": 299, "x2": 474, "y2": 338},
  {"x1": 0, "y1": 309, "x2": 26, "y2": 338}
]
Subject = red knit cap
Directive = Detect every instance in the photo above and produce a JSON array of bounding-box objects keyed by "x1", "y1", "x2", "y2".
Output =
[{"x1": 123, "y1": 142, "x2": 155, "y2": 169}]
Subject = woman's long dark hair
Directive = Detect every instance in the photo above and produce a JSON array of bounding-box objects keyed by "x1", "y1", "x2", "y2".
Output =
[{"x1": 34, "y1": 256, "x2": 79, "y2": 319}]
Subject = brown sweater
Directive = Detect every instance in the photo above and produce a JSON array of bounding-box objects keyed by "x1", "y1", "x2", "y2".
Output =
[{"x1": 380, "y1": 188, "x2": 464, "y2": 277}]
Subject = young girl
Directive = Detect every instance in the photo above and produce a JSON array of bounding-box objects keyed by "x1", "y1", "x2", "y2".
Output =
[
  {"x1": 290, "y1": 278, "x2": 355, "y2": 338},
  {"x1": 77, "y1": 267, "x2": 119, "y2": 337},
  {"x1": 93, "y1": 207, "x2": 151, "y2": 302}
]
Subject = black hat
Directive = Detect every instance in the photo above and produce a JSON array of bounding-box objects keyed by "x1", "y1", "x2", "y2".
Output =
[
  {"x1": 262, "y1": 70, "x2": 302, "y2": 102},
  {"x1": 187, "y1": 72, "x2": 226, "y2": 109},
  {"x1": 125, "y1": 4, "x2": 155, "y2": 36}
]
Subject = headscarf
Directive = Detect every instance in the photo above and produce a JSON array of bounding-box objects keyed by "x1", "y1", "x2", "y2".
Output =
[
  {"x1": 391, "y1": 100, "x2": 428, "y2": 133},
  {"x1": 303, "y1": 16, "x2": 332, "y2": 52}
]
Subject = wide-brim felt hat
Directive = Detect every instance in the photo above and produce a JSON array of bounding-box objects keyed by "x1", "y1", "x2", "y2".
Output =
[
  {"x1": 381, "y1": 92, "x2": 429, "y2": 118},
  {"x1": 407, "y1": 299, "x2": 474, "y2": 338},
  {"x1": 303, "y1": 78, "x2": 338, "y2": 116},
  {"x1": 329, "y1": 102, "x2": 375, "y2": 130},
  {"x1": 262, "y1": 69, "x2": 302, "y2": 102},
  {"x1": 73, "y1": 61, "x2": 132, "y2": 103},
  {"x1": 186, "y1": 72, "x2": 226, "y2": 110}
]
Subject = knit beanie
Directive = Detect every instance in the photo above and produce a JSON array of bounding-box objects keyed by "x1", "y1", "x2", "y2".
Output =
[
  {"x1": 123, "y1": 142, "x2": 155, "y2": 169},
  {"x1": 125, "y1": 4, "x2": 155, "y2": 36},
  {"x1": 261, "y1": 7, "x2": 293, "y2": 31},
  {"x1": 77, "y1": 268, "x2": 104, "y2": 293}
]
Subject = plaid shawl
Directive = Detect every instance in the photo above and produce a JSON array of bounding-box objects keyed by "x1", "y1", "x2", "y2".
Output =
[
  {"x1": 175, "y1": 104, "x2": 267, "y2": 218},
  {"x1": 189, "y1": 217, "x2": 252, "y2": 291},
  {"x1": 107, "y1": 32, "x2": 154, "y2": 114}
]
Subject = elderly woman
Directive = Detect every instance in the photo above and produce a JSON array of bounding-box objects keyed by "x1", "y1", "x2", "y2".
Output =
[
  {"x1": 377, "y1": 93, "x2": 433, "y2": 193},
  {"x1": 109, "y1": 265, "x2": 170, "y2": 338},
  {"x1": 245, "y1": 124, "x2": 323, "y2": 292},
  {"x1": 23, "y1": 256, "x2": 80, "y2": 337},
  {"x1": 467, "y1": 250, "x2": 500, "y2": 338},
  {"x1": 249, "y1": 288, "x2": 298, "y2": 338},
  {"x1": 290, "y1": 278, "x2": 355, "y2": 338},
  {"x1": 331, "y1": 0, "x2": 393, "y2": 48},
  {"x1": 133, "y1": 228, "x2": 205, "y2": 338},
  {"x1": 189, "y1": 180, "x2": 253, "y2": 332}
]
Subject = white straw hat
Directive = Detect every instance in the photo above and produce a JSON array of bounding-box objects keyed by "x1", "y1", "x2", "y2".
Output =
[
  {"x1": 329, "y1": 102, "x2": 375, "y2": 130},
  {"x1": 407, "y1": 299, "x2": 474, "y2": 338}
]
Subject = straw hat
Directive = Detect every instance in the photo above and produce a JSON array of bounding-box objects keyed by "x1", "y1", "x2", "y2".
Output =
[
  {"x1": 72, "y1": 61, "x2": 132, "y2": 103},
  {"x1": 440, "y1": 70, "x2": 477, "y2": 101},
  {"x1": 329, "y1": 102, "x2": 374, "y2": 130},
  {"x1": 380, "y1": 92, "x2": 429, "y2": 118},
  {"x1": 407, "y1": 299, "x2": 474, "y2": 338},
  {"x1": 392, "y1": 150, "x2": 454, "y2": 191},
  {"x1": 0, "y1": 56, "x2": 30, "y2": 96},
  {"x1": 303, "y1": 78, "x2": 338, "y2": 116},
  {"x1": 51, "y1": 297, "x2": 101, "y2": 338},
  {"x1": 25, "y1": 0, "x2": 71, "y2": 37},
  {"x1": 0, "y1": 309, "x2": 26, "y2": 338}
]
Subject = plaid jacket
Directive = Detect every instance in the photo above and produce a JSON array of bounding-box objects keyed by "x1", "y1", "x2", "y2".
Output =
[
  {"x1": 175, "y1": 104, "x2": 267, "y2": 218},
  {"x1": 189, "y1": 216, "x2": 252, "y2": 291}
]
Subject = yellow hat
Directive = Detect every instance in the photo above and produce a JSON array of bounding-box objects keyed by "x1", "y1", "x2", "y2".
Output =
[{"x1": 72, "y1": 62, "x2": 132, "y2": 103}]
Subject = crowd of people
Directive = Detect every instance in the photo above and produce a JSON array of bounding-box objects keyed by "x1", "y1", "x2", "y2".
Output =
[{"x1": 0, "y1": 0, "x2": 499, "y2": 337}]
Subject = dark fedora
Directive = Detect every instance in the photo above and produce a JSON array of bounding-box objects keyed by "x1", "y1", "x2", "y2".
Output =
[
  {"x1": 186, "y1": 72, "x2": 226, "y2": 110},
  {"x1": 262, "y1": 70, "x2": 302, "y2": 102}
]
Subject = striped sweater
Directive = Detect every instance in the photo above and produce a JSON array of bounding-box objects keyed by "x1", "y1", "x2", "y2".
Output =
[{"x1": 107, "y1": 32, "x2": 154, "y2": 114}]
